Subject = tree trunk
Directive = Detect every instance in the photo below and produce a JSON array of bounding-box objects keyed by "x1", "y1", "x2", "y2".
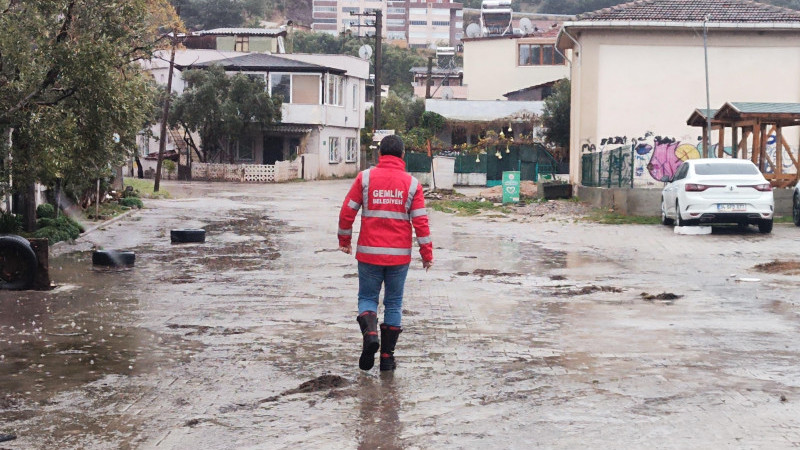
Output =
[
  {"x1": 23, "y1": 182, "x2": 36, "y2": 232},
  {"x1": 135, "y1": 156, "x2": 144, "y2": 178}
]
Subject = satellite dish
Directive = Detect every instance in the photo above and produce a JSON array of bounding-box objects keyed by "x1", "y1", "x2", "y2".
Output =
[
  {"x1": 441, "y1": 87, "x2": 454, "y2": 100},
  {"x1": 466, "y1": 23, "x2": 481, "y2": 38},
  {"x1": 358, "y1": 44, "x2": 373, "y2": 60},
  {"x1": 520, "y1": 18, "x2": 534, "y2": 34}
]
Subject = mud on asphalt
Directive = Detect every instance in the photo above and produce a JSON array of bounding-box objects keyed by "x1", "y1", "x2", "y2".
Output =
[{"x1": 3, "y1": 179, "x2": 800, "y2": 449}]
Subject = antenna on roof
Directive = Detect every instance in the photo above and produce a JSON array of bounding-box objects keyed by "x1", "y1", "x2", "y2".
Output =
[
  {"x1": 519, "y1": 18, "x2": 534, "y2": 35},
  {"x1": 465, "y1": 23, "x2": 481, "y2": 38}
]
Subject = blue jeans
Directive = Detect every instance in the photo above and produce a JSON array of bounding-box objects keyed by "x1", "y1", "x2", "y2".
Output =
[{"x1": 357, "y1": 262, "x2": 410, "y2": 327}]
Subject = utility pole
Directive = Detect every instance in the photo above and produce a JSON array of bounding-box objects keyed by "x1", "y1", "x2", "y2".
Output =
[
  {"x1": 154, "y1": 35, "x2": 176, "y2": 193},
  {"x1": 703, "y1": 14, "x2": 712, "y2": 158},
  {"x1": 373, "y1": 10, "x2": 383, "y2": 133},
  {"x1": 425, "y1": 56, "x2": 434, "y2": 99}
]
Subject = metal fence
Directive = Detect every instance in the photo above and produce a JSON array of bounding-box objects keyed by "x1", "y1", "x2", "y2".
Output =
[{"x1": 581, "y1": 146, "x2": 634, "y2": 188}]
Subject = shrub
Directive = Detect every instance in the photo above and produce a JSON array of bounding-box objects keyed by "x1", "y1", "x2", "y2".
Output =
[
  {"x1": 119, "y1": 197, "x2": 143, "y2": 209},
  {"x1": 36, "y1": 203, "x2": 55, "y2": 219},
  {"x1": 0, "y1": 211, "x2": 22, "y2": 234},
  {"x1": 122, "y1": 186, "x2": 140, "y2": 198},
  {"x1": 34, "y1": 215, "x2": 84, "y2": 245}
]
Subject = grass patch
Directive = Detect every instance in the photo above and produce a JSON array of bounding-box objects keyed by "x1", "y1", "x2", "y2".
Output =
[
  {"x1": 123, "y1": 178, "x2": 170, "y2": 199},
  {"x1": 584, "y1": 209, "x2": 661, "y2": 225},
  {"x1": 774, "y1": 216, "x2": 795, "y2": 224},
  {"x1": 429, "y1": 200, "x2": 509, "y2": 216}
]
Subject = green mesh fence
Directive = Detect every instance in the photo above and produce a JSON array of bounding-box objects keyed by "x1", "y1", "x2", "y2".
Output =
[
  {"x1": 404, "y1": 152, "x2": 431, "y2": 173},
  {"x1": 455, "y1": 154, "x2": 486, "y2": 173},
  {"x1": 581, "y1": 146, "x2": 634, "y2": 188}
]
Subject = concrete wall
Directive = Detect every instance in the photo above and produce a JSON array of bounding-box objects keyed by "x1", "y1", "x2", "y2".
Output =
[
  {"x1": 463, "y1": 36, "x2": 569, "y2": 100},
  {"x1": 566, "y1": 27, "x2": 800, "y2": 185},
  {"x1": 576, "y1": 186, "x2": 796, "y2": 217}
]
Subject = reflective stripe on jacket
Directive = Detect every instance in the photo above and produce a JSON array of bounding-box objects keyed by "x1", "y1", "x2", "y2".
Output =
[{"x1": 338, "y1": 155, "x2": 433, "y2": 266}]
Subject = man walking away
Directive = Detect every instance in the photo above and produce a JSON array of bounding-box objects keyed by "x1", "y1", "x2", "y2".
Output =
[{"x1": 337, "y1": 135, "x2": 433, "y2": 371}]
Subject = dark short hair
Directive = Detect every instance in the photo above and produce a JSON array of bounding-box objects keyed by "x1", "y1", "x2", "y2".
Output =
[{"x1": 379, "y1": 135, "x2": 404, "y2": 157}]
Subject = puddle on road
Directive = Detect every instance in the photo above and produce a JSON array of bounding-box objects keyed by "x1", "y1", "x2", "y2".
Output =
[
  {"x1": 0, "y1": 252, "x2": 200, "y2": 417},
  {"x1": 447, "y1": 234, "x2": 598, "y2": 276}
]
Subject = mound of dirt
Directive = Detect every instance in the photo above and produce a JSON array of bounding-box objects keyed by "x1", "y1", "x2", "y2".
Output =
[{"x1": 753, "y1": 260, "x2": 800, "y2": 275}]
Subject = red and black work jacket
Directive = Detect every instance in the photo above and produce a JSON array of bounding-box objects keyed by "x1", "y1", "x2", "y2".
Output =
[{"x1": 338, "y1": 155, "x2": 433, "y2": 266}]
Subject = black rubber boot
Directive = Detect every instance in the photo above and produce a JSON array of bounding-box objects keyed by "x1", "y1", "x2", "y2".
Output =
[
  {"x1": 379, "y1": 324, "x2": 403, "y2": 371},
  {"x1": 356, "y1": 311, "x2": 380, "y2": 370}
]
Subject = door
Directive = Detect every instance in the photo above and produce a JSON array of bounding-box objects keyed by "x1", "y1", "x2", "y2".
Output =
[{"x1": 263, "y1": 136, "x2": 284, "y2": 165}]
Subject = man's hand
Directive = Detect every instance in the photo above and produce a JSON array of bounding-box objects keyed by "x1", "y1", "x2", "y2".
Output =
[
  {"x1": 423, "y1": 260, "x2": 433, "y2": 272},
  {"x1": 338, "y1": 245, "x2": 352, "y2": 254}
]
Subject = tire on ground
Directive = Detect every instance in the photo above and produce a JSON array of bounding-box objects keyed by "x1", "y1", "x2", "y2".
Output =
[
  {"x1": 171, "y1": 229, "x2": 206, "y2": 243},
  {"x1": 92, "y1": 250, "x2": 136, "y2": 267},
  {"x1": 0, "y1": 235, "x2": 38, "y2": 290}
]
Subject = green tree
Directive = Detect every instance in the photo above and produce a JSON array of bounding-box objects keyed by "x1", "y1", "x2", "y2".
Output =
[
  {"x1": 541, "y1": 78, "x2": 570, "y2": 150},
  {"x1": 171, "y1": 0, "x2": 266, "y2": 30},
  {"x1": 0, "y1": 0, "x2": 180, "y2": 230},
  {"x1": 169, "y1": 65, "x2": 282, "y2": 163}
]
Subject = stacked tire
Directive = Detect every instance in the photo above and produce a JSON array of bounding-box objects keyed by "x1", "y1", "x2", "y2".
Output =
[{"x1": 0, "y1": 235, "x2": 37, "y2": 290}]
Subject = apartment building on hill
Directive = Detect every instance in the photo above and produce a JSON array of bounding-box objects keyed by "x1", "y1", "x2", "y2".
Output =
[{"x1": 312, "y1": 0, "x2": 464, "y2": 48}]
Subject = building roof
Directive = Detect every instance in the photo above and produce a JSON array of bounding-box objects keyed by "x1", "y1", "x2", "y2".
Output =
[
  {"x1": 577, "y1": 0, "x2": 800, "y2": 22},
  {"x1": 196, "y1": 28, "x2": 286, "y2": 36},
  {"x1": 686, "y1": 108, "x2": 719, "y2": 127},
  {"x1": 425, "y1": 99, "x2": 544, "y2": 121},
  {"x1": 724, "y1": 101, "x2": 800, "y2": 114},
  {"x1": 185, "y1": 53, "x2": 345, "y2": 74},
  {"x1": 503, "y1": 80, "x2": 560, "y2": 98},
  {"x1": 409, "y1": 67, "x2": 464, "y2": 76}
]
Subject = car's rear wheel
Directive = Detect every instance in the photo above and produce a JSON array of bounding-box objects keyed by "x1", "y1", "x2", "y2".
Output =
[
  {"x1": 793, "y1": 194, "x2": 800, "y2": 227},
  {"x1": 758, "y1": 219, "x2": 773, "y2": 234},
  {"x1": 660, "y1": 197, "x2": 674, "y2": 226},
  {"x1": 675, "y1": 201, "x2": 685, "y2": 227}
]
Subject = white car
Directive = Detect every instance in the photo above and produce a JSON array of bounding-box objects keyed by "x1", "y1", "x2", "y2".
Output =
[{"x1": 660, "y1": 158, "x2": 774, "y2": 233}]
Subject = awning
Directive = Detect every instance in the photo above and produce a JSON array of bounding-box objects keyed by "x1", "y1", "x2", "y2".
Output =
[{"x1": 264, "y1": 125, "x2": 314, "y2": 134}]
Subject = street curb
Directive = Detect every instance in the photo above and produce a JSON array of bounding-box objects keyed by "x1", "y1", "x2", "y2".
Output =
[{"x1": 52, "y1": 208, "x2": 140, "y2": 252}]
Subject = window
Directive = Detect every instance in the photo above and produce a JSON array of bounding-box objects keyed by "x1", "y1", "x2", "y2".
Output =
[
  {"x1": 341, "y1": 7, "x2": 359, "y2": 13},
  {"x1": 270, "y1": 73, "x2": 291, "y2": 102},
  {"x1": 410, "y1": 20, "x2": 427, "y2": 26},
  {"x1": 387, "y1": 32, "x2": 406, "y2": 40},
  {"x1": 326, "y1": 74, "x2": 344, "y2": 106},
  {"x1": 314, "y1": 18, "x2": 337, "y2": 24},
  {"x1": 237, "y1": 138, "x2": 254, "y2": 161},
  {"x1": 345, "y1": 137, "x2": 358, "y2": 162},
  {"x1": 387, "y1": 18, "x2": 406, "y2": 26},
  {"x1": 388, "y1": 7, "x2": 405, "y2": 14},
  {"x1": 292, "y1": 74, "x2": 320, "y2": 104},
  {"x1": 313, "y1": 6, "x2": 336, "y2": 12},
  {"x1": 352, "y1": 84, "x2": 358, "y2": 110},
  {"x1": 235, "y1": 36, "x2": 249, "y2": 52},
  {"x1": 409, "y1": 8, "x2": 426, "y2": 15},
  {"x1": 431, "y1": 21, "x2": 450, "y2": 26},
  {"x1": 329, "y1": 137, "x2": 341, "y2": 163},
  {"x1": 518, "y1": 44, "x2": 565, "y2": 66}
]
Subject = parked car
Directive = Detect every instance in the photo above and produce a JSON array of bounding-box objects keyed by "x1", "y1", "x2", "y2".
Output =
[
  {"x1": 660, "y1": 158, "x2": 774, "y2": 233},
  {"x1": 793, "y1": 183, "x2": 800, "y2": 227}
]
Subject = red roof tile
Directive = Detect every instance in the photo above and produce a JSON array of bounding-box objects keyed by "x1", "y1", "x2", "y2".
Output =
[{"x1": 577, "y1": 0, "x2": 800, "y2": 22}]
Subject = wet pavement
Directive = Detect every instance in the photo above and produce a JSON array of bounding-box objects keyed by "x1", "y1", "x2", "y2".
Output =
[{"x1": 3, "y1": 179, "x2": 800, "y2": 448}]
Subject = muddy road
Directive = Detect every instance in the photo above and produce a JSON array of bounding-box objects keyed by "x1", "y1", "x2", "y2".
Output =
[{"x1": 3, "y1": 179, "x2": 800, "y2": 449}]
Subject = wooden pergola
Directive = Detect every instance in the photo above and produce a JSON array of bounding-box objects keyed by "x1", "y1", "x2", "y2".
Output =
[{"x1": 687, "y1": 102, "x2": 800, "y2": 187}]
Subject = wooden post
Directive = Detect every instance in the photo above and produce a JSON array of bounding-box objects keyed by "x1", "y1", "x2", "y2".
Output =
[
  {"x1": 28, "y1": 238, "x2": 51, "y2": 290},
  {"x1": 776, "y1": 125, "x2": 783, "y2": 176},
  {"x1": 759, "y1": 122, "x2": 768, "y2": 171},
  {"x1": 717, "y1": 126, "x2": 724, "y2": 158},
  {"x1": 752, "y1": 124, "x2": 760, "y2": 166},
  {"x1": 732, "y1": 126, "x2": 739, "y2": 158},
  {"x1": 702, "y1": 127, "x2": 708, "y2": 158}
]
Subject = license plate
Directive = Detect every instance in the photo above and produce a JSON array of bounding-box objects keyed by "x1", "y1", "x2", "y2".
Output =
[{"x1": 717, "y1": 203, "x2": 746, "y2": 212}]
